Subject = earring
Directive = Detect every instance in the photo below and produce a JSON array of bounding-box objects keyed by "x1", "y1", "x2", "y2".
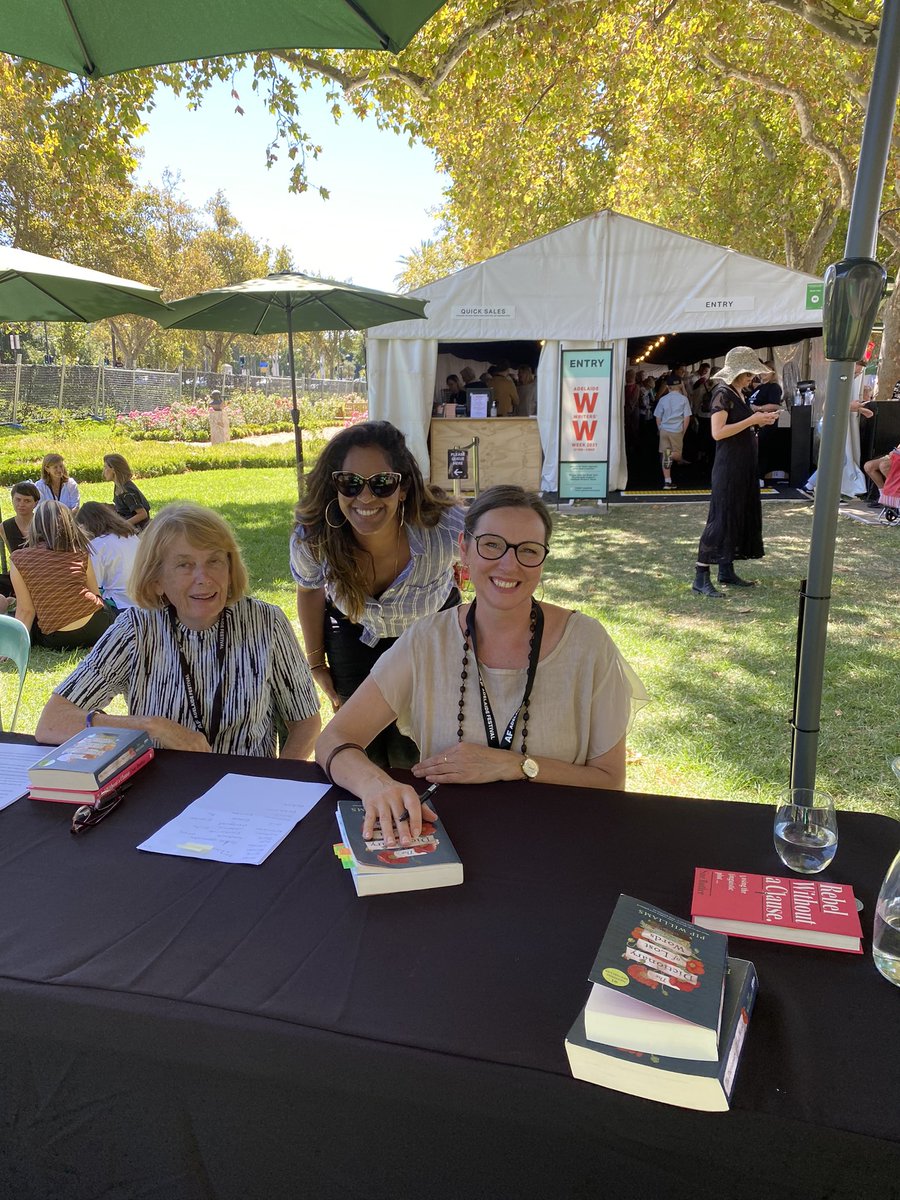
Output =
[
  {"x1": 325, "y1": 499, "x2": 347, "y2": 528},
  {"x1": 398, "y1": 500, "x2": 406, "y2": 528}
]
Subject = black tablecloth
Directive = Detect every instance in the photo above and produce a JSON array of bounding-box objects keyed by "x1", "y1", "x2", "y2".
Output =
[{"x1": 0, "y1": 737, "x2": 898, "y2": 1200}]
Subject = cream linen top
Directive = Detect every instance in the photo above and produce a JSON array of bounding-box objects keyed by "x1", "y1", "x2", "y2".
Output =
[{"x1": 370, "y1": 608, "x2": 647, "y2": 763}]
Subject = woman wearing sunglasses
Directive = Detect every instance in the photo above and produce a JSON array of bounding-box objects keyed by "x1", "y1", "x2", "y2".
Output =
[
  {"x1": 292, "y1": 421, "x2": 464, "y2": 768},
  {"x1": 316, "y1": 486, "x2": 647, "y2": 844}
]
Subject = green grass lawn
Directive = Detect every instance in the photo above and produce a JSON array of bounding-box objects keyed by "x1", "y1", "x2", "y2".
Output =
[{"x1": 3, "y1": 469, "x2": 898, "y2": 819}]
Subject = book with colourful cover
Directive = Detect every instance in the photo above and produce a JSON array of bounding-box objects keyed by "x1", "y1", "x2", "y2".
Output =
[
  {"x1": 691, "y1": 867, "x2": 863, "y2": 954},
  {"x1": 335, "y1": 801, "x2": 463, "y2": 896},
  {"x1": 566, "y1": 957, "x2": 757, "y2": 1112},
  {"x1": 585, "y1": 895, "x2": 729, "y2": 1060},
  {"x1": 28, "y1": 727, "x2": 153, "y2": 791},
  {"x1": 28, "y1": 747, "x2": 155, "y2": 804}
]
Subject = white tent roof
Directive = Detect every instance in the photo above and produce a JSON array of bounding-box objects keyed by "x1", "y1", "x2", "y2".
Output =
[{"x1": 370, "y1": 210, "x2": 823, "y2": 342}]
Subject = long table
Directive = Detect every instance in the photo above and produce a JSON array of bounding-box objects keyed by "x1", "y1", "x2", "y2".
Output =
[{"x1": 1, "y1": 737, "x2": 898, "y2": 1200}]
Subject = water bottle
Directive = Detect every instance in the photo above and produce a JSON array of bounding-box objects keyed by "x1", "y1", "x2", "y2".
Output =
[
  {"x1": 874, "y1": 845, "x2": 900, "y2": 986},
  {"x1": 489, "y1": 398, "x2": 498, "y2": 418},
  {"x1": 794, "y1": 387, "x2": 801, "y2": 406}
]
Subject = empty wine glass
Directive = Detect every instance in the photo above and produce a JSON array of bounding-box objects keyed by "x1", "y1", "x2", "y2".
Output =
[{"x1": 773, "y1": 787, "x2": 838, "y2": 874}]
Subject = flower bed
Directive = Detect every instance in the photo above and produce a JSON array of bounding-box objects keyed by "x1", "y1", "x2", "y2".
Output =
[{"x1": 116, "y1": 392, "x2": 367, "y2": 442}]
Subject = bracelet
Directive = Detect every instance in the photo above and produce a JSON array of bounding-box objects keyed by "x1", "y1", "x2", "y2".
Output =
[
  {"x1": 85, "y1": 709, "x2": 106, "y2": 728},
  {"x1": 307, "y1": 658, "x2": 327, "y2": 670},
  {"x1": 305, "y1": 644, "x2": 324, "y2": 657},
  {"x1": 323, "y1": 742, "x2": 365, "y2": 783}
]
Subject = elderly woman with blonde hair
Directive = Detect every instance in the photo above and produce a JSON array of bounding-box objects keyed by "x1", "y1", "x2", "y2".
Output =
[{"x1": 36, "y1": 502, "x2": 320, "y2": 758}]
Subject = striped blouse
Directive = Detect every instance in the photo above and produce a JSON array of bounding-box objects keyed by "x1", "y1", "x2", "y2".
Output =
[
  {"x1": 290, "y1": 505, "x2": 465, "y2": 647},
  {"x1": 55, "y1": 598, "x2": 319, "y2": 757}
]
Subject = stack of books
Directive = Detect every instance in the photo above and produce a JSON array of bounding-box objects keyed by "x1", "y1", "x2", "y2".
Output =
[
  {"x1": 28, "y1": 726, "x2": 154, "y2": 805},
  {"x1": 565, "y1": 895, "x2": 757, "y2": 1111},
  {"x1": 334, "y1": 800, "x2": 463, "y2": 896}
]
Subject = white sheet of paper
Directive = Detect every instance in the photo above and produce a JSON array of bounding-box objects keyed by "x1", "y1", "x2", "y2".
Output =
[
  {"x1": 0, "y1": 744, "x2": 47, "y2": 811},
  {"x1": 137, "y1": 772, "x2": 330, "y2": 865}
]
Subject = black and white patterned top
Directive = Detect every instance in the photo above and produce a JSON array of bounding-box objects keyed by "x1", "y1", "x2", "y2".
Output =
[
  {"x1": 55, "y1": 598, "x2": 318, "y2": 757},
  {"x1": 290, "y1": 505, "x2": 465, "y2": 647}
]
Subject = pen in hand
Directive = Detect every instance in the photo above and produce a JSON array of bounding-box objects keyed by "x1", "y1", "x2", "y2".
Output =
[{"x1": 397, "y1": 784, "x2": 439, "y2": 826}]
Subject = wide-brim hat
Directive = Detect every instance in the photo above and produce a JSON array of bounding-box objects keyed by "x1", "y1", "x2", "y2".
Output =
[{"x1": 711, "y1": 347, "x2": 769, "y2": 385}]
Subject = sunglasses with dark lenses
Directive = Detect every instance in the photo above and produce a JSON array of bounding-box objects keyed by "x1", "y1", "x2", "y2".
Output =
[
  {"x1": 473, "y1": 534, "x2": 549, "y2": 567},
  {"x1": 70, "y1": 785, "x2": 131, "y2": 835},
  {"x1": 331, "y1": 471, "x2": 403, "y2": 499}
]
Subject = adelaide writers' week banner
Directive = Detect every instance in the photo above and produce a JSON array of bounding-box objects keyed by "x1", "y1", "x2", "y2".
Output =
[{"x1": 558, "y1": 349, "x2": 613, "y2": 501}]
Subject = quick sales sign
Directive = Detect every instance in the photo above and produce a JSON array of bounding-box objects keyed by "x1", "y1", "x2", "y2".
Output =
[{"x1": 558, "y1": 349, "x2": 612, "y2": 501}]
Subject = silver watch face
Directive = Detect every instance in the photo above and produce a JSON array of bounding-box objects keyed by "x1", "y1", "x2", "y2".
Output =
[{"x1": 522, "y1": 757, "x2": 539, "y2": 779}]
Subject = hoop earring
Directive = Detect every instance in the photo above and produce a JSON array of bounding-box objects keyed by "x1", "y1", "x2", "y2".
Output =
[
  {"x1": 325, "y1": 499, "x2": 347, "y2": 528},
  {"x1": 398, "y1": 500, "x2": 406, "y2": 527}
]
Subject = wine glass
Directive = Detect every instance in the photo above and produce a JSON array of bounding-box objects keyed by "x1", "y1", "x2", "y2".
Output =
[{"x1": 773, "y1": 787, "x2": 838, "y2": 874}]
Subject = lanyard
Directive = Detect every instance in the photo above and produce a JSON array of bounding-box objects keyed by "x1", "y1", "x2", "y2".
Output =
[
  {"x1": 167, "y1": 605, "x2": 228, "y2": 746},
  {"x1": 465, "y1": 600, "x2": 544, "y2": 750}
]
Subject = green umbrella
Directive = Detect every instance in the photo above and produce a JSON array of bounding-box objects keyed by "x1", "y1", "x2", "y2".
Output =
[
  {"x1": 0, "y1": 0, "x2": 446, "y2": 77},
  {"x1": 0, "y1": 246, "x2": 168, "y2": 321},
  {"x1": 162, "y1": 271, "x2": 426, "y2": 492}
]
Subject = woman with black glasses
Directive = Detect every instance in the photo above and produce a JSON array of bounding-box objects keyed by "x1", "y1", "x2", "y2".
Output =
[
  {"x1": 316, "y1": 486, "x2": 647, "y2": 844},
  {"x1": 291, "y1": 421, "x2": 464, "y2": 768}
]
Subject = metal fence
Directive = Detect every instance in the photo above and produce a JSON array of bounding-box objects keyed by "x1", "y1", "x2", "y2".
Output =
[{"x1": 0, "y1": 364, "x2": 366, "y2": 423}]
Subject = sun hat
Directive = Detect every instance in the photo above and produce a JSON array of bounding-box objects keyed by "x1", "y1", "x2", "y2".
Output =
[{"x1": 711, "y1": 347, "x2": 769, "y2": 385}]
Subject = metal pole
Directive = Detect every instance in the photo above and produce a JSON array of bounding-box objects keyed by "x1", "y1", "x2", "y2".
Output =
[
  {"x1": 12, "y1": 354, "x2": 21, "y2": 423},
  {"x1": 790, "y1": 0, "x2": 900, "y2": 791},
  {"x1": 286, "y1": 305, "x2": 304, "y2": 498}
]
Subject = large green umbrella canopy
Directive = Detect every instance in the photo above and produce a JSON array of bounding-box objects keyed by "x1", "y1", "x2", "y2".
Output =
[
  {"x1": 162, "y1": 271, "x2": 427, "y2": 492},
  {"x1": 0, "y1": 246, "x2": 168, "y2": 321},
  {"x1": 0, "y1": 0, "x2": 446, "y2": 77}
]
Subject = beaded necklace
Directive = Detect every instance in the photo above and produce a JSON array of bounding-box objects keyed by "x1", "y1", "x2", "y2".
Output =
[{"x1": 457, "y1": 599, "x2": 543, "y2": 754}]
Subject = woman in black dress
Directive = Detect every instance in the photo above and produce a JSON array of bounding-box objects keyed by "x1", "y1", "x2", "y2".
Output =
[{"x1": 692, "y1": 347, "x2": 779, "y2": 598}]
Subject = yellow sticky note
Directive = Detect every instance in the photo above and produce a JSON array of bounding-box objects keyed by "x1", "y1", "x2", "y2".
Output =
[{"x1": 178, "y1": 842, "x2": 214, "y2": 853}]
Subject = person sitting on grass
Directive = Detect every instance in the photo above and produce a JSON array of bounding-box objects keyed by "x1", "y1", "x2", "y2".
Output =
[
  {"x1": 36, "y1": 502, "x2": 320, "y2": 758},
  {"x1": 102, "y1": 453, "x2": 151, "y2": 530},
  {"x1": 34, "y1": 453, "x2": 79, "y2": 509},
  {"x1": 10, "y1": 500, "x2": 116, "y2": 648},
  {"x1": 77, "y1": 502, "x2": 141, "y2": 611},
  {"x1": 0, "y1": 480, "x2": 40, "y2": 614}
]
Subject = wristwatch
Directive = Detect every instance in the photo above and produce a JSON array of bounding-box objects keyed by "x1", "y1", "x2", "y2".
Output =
[{"x1": 520, "y1": 756, "x2": 539, "y2": 781}]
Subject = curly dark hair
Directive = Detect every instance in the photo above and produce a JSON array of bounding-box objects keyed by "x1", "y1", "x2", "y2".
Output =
[{"x1": 294, "y1": 421, "x2": 456, "y2": 623}]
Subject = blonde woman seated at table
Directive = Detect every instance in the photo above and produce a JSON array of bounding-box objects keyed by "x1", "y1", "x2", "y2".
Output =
[
  {"x1": 316, "y1": 485, "x2": 647, "y2": 845},
  {"x1": 36, "y1": 503, "x2": 320, "y2": 758}
]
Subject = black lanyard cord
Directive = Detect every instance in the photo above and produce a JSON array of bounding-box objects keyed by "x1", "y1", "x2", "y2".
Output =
[
  {"x1": 465, "y1": 600, "x2": 544, "y2": 750},
  {"x1": 166, "y1": 605, "x2": 228, "y2": 746}
]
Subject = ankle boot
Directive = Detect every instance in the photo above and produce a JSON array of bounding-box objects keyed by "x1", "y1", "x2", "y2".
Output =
[
  {"x1": 691, "y1": 567, "x2": 723, "y2": 598},
  {"x1": 718, "y1": 562, "x2": 756, "y2": 587}
]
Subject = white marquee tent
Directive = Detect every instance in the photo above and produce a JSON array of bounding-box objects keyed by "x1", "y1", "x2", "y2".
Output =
[{"x1": 367, "y1": 210, "x2": 825, "y2": 491}]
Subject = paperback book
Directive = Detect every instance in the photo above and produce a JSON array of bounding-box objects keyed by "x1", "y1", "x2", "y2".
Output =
[
  {"x1": 29, "y1": 727, "x2": 153, "y2": 792},
  {"x1": 691, "y1": 867, "x2": 863, "y2": 954},
  {"x1": 28, "y1": 747, "x2": 155, "y2": 804},
  {"x1": 585, "y1": 895, "x2": 729, "y2": 1060},
  {"x1": 335, "y1": 801, "x2": 463, "y2": 896},
  {"x1": 566, "y1": 957, "x2": 757, "y2": 1112}
]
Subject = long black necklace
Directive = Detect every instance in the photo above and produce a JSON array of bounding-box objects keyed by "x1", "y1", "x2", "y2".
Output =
[
  {"x1": 167, "y1": 604, "x2": 228, "y2": 746},
  {"x1": 458, "y1": 599, "x2": 544, "y2": 754}
]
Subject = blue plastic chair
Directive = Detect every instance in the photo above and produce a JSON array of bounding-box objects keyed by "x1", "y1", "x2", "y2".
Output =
[{"x1": 0, "y1": 613, "x2": 30, "y2": 732}]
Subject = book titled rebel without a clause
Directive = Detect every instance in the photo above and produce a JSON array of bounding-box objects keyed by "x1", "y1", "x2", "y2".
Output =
[
  {"x1": 584, "y1": 895, "x2": 729, "y2": 1061},
  {"x1": 28, "y1": 727, "x2": 153, "y2": 796},
  {"x1": 691, "y1": 868, "x2": 863, "y2": 954}
]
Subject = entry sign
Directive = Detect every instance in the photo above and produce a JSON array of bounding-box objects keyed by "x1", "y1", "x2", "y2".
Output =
[
  {"x1": 448, "y1": 448, "x2": 469, "y2": 479},
  {"x1": 558, "y1": 349, "x2": 612, "y2": 500}
]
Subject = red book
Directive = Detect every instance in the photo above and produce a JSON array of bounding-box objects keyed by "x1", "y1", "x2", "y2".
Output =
[
  {"x1": 29, "y1": 747, "x2": 155, "y2": 805},
  {"x1": 691, "y1": 867, "x2": 863, "y2": 954}
]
